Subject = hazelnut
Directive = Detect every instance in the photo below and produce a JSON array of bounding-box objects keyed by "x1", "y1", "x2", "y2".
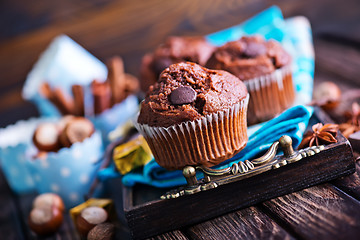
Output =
[
  {"x1": 76, "y1": 206, "x2": 108, "y2": 236},
  {"x1": 59, "y1": 117, "x2": 94, "y2": 148},
  {"x1": 57, "y1": 115, "x2": 75, "y2": 132},
  {"x1": 87, "y1": 223, "x2": 115, "y2": 240},
  {"x1": 313, "y1": 81, "x2": 341, "y2": 110},
  {"x1": 33, "y1": 122, "x2": 61, "y2": 152},
  {"x1": 28, "y1": 206, "x2": 63, "y2": 236},
  {"x1": 33, "y1": 193, "x2": 65, "y2": 212}
]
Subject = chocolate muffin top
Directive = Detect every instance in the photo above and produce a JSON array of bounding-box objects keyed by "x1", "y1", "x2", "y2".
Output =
[
  {"x1": 140, "y1": 36, "x2": 215, "y2": 92},
  {"x1": 138, "y1": 62, "x2": 247, "y2": 127},
  {"x1": 206, "y1": 36, "x2": 291, "y2": 80}
]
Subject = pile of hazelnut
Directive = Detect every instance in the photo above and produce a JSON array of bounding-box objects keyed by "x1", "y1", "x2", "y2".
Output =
[
  {"x1": 28, "y1": 194, "x2": 115, "y2": 239},
  {"x1": 75, "y1": 206, "x2": 115, "y2": 239},
  {"x1": 28, "y1": 193, "x2": 65, "y2": 236},
  {"x1": 33, "y1": 116, "x2": 94, "y2": 156}
]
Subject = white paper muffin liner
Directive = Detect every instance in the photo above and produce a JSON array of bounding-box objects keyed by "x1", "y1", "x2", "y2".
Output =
[
  {"x1": 27, "y1": 131, "x2": 103, "y2": 208},
  {"x1": 0, "y1": 118, "x2": 56, "y2": 194},
  {"x1": 245, "y1": 64, "x2": 294, "y2": 125},
  {"x1": 134, "y1": 94, "x2": 249, "y2": 170}
]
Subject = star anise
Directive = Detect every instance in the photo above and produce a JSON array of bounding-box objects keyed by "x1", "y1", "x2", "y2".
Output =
[{"x1": 298, "y1": 123, "x2": 339, "y2": 149}]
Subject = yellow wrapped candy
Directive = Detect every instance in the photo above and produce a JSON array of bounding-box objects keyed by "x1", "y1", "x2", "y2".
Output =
[
  {"x1": 69, "y1": 198, "x2": 115, "y2": 224},
  {"x1": 113, "y1": 135, "x2": 152, "y2": 175}
]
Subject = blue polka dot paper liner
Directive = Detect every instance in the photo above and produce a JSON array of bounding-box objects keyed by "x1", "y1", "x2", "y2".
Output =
[
  {"x1": 22, "y1": 35, "x2": 108, "y2": 117},
  {"x1": 21, "y1": 34, "x2": 140, "y2": 144},
  {"x1": 91, "y1": 94, "x2": 139, "y2": 145},
  {"x1": 27, "y1": 131, "x2": 104, "y2": 208},
  {"x1": 0, "y1": 118, "x2": 54, "y2": 194}
]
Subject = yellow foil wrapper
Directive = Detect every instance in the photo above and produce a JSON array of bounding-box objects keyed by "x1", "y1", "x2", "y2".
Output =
[
  {"x1": 69, "y1": 198, "x2": 115, "y2": 224},
  {"x1": 113, "y1": 135, "x2": 152, "y2": 175}
]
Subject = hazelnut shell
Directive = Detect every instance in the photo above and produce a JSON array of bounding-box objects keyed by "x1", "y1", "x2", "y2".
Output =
[
  {"x1": 76, "y1": 206, "x2": 108, "y2": 236},
  {"x1": 33, "y1": 123, "x2": 61, "y2": 152},
  {"x1": 87, "y1": 223, "x2": 115, "y2": 240},
  {"x1": 313, "y1": 81, "x2": 341, "y2": 111},
  {"x1": 33, "y1": 193, "x2": 65, "y2": 212},
  {"x1": 59, "y1": 117, "x2": 94, "y2": 148},
  {"x1": 28, "y1": 207, "x2": 63, "y2": 236}
]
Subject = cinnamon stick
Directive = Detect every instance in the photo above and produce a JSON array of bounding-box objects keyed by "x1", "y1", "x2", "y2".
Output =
[
  {"x1": 107, "y1": 56, "x2": 126, "y2": 105},
  {"x1": 72, "y1": 85, "x2": 85, "y2": 116},
  {"x1": 50, "y1": 88, "x2": 75, "y2": 115},
  {"x1": 92, "y1": 80, "x2": 111, "y2": 115}
]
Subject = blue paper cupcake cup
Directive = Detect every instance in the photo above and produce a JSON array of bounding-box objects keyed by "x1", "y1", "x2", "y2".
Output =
[
  {"x1": 0, "y1": 118, "x2": 54, "y2": 194},
  {"x1": 91, "y1": 94, "x2": 139, "y2": 144},
  {"x1": 27, "y1": 131, "x2": 104, "y2": 208}
]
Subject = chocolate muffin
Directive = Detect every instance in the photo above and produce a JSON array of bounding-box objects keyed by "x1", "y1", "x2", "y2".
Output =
[
  {"x1": 206, "y1": 35, "x2": 294, "y2": 125},
  {"x1": 140, "y1": 36, "x2": 215, "y2": 92},
  {"x1": 135, "y1": 62, "x2": 249, "y2": 170}
]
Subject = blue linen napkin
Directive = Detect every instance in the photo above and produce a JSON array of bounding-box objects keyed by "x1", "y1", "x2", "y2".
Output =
[
  {"x1": 119, "y1": 105, "x2": 313, "y2": 188},
  {"x1": 97, "y1": 6, "x2": 315, "y2": 188}
]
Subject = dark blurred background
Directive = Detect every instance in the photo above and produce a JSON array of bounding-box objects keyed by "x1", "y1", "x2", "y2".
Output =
[{"x1": 0, "y1": 0, "x2": 359, "y2": 127}]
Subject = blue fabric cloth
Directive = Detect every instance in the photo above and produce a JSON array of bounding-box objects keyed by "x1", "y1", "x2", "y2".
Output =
[{"x1": 97, "y1": 105, "x2": 313, "y2": 187}]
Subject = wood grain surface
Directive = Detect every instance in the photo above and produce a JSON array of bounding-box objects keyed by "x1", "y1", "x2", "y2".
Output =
[
  {"x1": 150, "y1": 231, "x2": 189, "y2": 240},
  {"x1": 185, "y1": 206, "x2": 294, "y2": 240},
  {"x1": 1, "y1": 0, "x2": 360, "y2": 239},
  {"x1": 333, "y1": 161, "x2": 360, "y2": 201},
  {"x1": 1, "y1": 0, "x2": 360, "y2": 127},
  {"x1": 124, "y1": 114, "x2": 355, "y2": 239},
  {"x1": 262, "y1": 184, "x2": 360, "y2": 240},
  {"x1": 0, "y1": 171, "x2": 23, "y2": 240}
]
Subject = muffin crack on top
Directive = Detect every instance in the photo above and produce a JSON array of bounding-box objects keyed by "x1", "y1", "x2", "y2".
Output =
[
  {"x1": 206, "y1": 35, "x2": 291, "y2": 80},
  {"x1": 138, "y1": 62, "x2": 248, "y2": 127}
]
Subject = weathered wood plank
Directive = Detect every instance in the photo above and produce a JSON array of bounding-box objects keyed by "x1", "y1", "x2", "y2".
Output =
[
  {"x1": 1, "y1": 0, "x2": 359, "y2": 128},
  {"x1": 0, "y1": 0, "x2": 114, "y2": 43},
  {"x1": 124, "y1": 133, "x2": 354, "y2": 239},
  {"x1": 0, "y1": 170, "x2": 25, "y2": 239},
  {"x1": 332, "y1": 160, "x2": 360, "y2": 201},
  {"x1": 148, "y1": 230, "x2": 189, "y2": 240},
  {"x1": 184, "y1": 206, "x2": 294, "y2": 240},
  {"x1": 262, "y1": 184, "x2": 360, "y2": 240},
  {"x1": 0, "y1": 0, "x2": 265, "y2": 91}
]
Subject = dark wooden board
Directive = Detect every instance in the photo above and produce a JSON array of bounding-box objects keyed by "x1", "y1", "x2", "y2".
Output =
[
  {"x1": 149, "y1": 231, "x2": 189, "y2": 240},
  {"x1": 332, "y1": 161, "x2": 360, "y2": 201},
  {"x1": 184, "y1": 206, "x2": 295, "y2": 240},
  {"x1": 1, "y1": 1, "x2": 360, "y2": 239},
  {"x1": 261, "y1": 183, "x2": 360, "y2": 240},
  {"x1": 0, "y1": 170, "x2": 25, "y2": 240},
  {"x1": 123, "y1": 109, "x2": 356, "y2": 239},
  {"x1": 1, "y1": 0, "x2": 360, "y2": 128}
]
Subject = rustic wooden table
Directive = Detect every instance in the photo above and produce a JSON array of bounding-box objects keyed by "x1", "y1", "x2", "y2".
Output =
[{"x1": 1, "y1": 0, "x2": 360, "y2": 239}]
